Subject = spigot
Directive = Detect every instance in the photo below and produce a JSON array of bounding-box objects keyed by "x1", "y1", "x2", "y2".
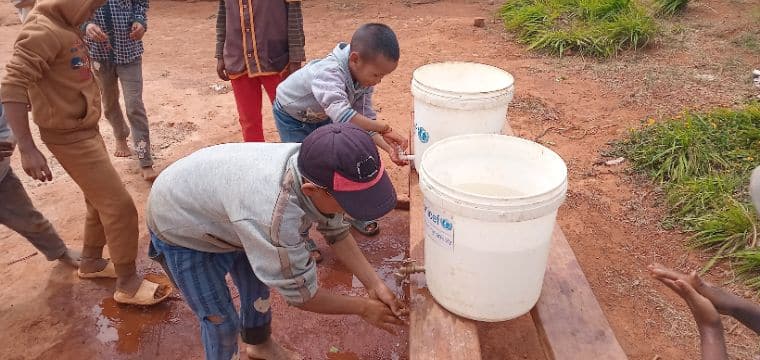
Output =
[{"x1": 393, "y1": 259, "x2": 425, "y2": 286}]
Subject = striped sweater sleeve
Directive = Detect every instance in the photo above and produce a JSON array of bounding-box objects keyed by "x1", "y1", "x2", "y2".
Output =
[
  {"x1": 311, "y1": 67, "x2": 357, "y2": 123},
  {"x1": 286, "y1": 0, "x2": 305, "y2": 63},
  {"x1": 215, "y1": 0, "x2": 226, "y2": 59}
]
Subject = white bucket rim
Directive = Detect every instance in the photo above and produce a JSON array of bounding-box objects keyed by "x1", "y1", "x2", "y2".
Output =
[
  {"x1": 412, "y1": 62, "x2": 515, "y2": 96},
  {"x1": 419, "y1": 134, "x2": 568, "y2": 208}
]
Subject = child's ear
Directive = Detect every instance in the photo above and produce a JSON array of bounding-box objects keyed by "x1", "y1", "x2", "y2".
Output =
[
  {"x1": 301, "y1": 183, "x2": 319, "y2": 197},
  {"x1": 349, "y1": 52, "x2": 361, "y2": 65}
]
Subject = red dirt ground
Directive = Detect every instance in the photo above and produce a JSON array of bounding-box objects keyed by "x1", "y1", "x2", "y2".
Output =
[{"x1": 1, "y1": 0, "x2": 759, "y2": 359}]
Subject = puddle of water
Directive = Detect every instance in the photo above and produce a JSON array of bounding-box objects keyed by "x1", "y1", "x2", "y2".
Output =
[{"x1": 90, "y1": 274, "x2": 176, "y2": 354}]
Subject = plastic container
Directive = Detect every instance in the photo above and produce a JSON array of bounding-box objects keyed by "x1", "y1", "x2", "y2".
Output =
[
  {"x1": 418, "y1": 134, "x2": 568, "y2": 321},
  {"x1": 411, "y1": 62, "x2": 515, "y2": 169}
]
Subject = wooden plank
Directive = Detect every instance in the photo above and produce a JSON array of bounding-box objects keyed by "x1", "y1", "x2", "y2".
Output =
[
  {"x1": 408, "y1": 169, "x2": 482, "y2": 360},
  {"x1": 530, "y1": 227, "x2": 628, "y2": 360}
]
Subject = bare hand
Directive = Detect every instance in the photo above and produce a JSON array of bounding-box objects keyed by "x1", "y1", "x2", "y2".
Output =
[
  {"x1": 369, "y1": 284, "x2": 408, "y2": 319},
  {"x1": 282, "y1": 62, "x2": 302, "y2": 80},
  {"x1": 86, "y1": 23, "x2": 108, "y2": 42},
  {"x1": 360, "y1": 297, "x2": 406, "y2": 334},
  {"x1": 648, "y1": 263, "x2": 732, "y2": 315},
  {"x1": 20, "y1": 147, "x2": 52, "y2": 182},
  {"x1": 0, "y1": 141, "x2": 14, "y2": 161},
  {"x1": 382, "y1": 130, "x2": 409, "y2": 157},
  {"x1": 216, "y1": 58, "x2": 229, "y2": 81},
  {"x1": 130, "y1": 22, "x2": 146, "y2": 41}
]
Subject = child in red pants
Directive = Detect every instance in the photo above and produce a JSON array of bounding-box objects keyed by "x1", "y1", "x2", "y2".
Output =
[{"x1": 214, "y1": 0, "x2": 305, "y2": 142}]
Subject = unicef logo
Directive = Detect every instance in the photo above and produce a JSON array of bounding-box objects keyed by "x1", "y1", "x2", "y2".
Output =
[
  {"x1": 417, "y1": 126, "x2": 429, "y2": 143},
  {"x1": 441, "y1": 218, "x2": 453, "y2": 231}
]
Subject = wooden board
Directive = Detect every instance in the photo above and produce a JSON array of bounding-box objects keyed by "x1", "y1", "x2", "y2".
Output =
[
  {"x1": 408, "y1": 169, "x2": 482, "y2": 360},
  {"x1": 530, "y1": 227, "x2": 628, "y2": 360}
]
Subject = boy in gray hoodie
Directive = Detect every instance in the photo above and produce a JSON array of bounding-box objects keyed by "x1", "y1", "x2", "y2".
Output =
[{"x1": 274, "y1": 23, "x2": 408, "y2": 256}]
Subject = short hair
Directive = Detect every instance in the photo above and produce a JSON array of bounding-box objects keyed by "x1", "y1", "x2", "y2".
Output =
[{"x1": 350, "y1": 23, "x2": 400, "y2": 62}]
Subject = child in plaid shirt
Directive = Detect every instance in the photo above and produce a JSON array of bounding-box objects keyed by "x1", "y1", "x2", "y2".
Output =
[{"x1": 83, "y1": 0, "x2": 157, "y2": 181}]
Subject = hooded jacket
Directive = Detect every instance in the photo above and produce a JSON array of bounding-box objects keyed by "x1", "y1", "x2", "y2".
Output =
[
  {"x1": 275, "y1": 43, "x2": 376, "y2": 124},
  {"x1": 0, "y1": 0, "x2": 106, "y2": 145}
]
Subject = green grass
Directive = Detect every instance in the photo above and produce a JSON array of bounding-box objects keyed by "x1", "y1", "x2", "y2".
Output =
[
  {"x1": 615, "y1": 103, "x2": 760, "y2": 289},
  {"x1": 500, "y1": 0, "x2": 657, "y2": 57},
  {"x1": 655, "y1": 0, "x2": 689, "y2": 17},
  {"x1": 732, "y1": 31, "x2": 760, "y2": 53}
]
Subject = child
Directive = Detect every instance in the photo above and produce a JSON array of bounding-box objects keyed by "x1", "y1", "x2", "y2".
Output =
[
  {"x1": 0, "y1": 103, "x2": 79, "y2": 268},
  {"x1": 274, "y1": 23, "x2": 409, "y2": 257},
  {"x1": 1, "y1": 0, "x2": 169, "y2": 305},
  {"x1": 649, "y1": 264, "x2": 760, "y2": 360},
  {"x1": 83, "y1": 0, "x2": 157, "y2": 181},
  {"x1": 147, "y1": 123, "x2": 407, "y2": 360},
  {"x1": 215, "y1": 0, "x2": 305, "y2": 142}
]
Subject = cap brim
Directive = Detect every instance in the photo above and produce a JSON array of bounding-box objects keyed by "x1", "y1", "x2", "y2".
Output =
[{"x1": 332, "y1": 172, "x2": 397, "y2": 221}]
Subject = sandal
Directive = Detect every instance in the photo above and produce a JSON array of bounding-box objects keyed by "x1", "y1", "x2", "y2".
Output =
[
  {"x1": 78, "y1": 260, "x2": 117, "y2": 279},
  {"x1": 113, "y1": 279, "x2": 172, "y2": 306},
  {"x1": 304, "y1": 238, "x2": 323, "y2": 263},
  {"x1": 347, "y1": 218, "x2": 380, "y2": 236}
]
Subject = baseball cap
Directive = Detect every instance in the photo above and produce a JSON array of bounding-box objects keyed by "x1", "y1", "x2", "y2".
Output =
[{"x1": 298, "y1": 123, "x2": 397, "y2": 221}]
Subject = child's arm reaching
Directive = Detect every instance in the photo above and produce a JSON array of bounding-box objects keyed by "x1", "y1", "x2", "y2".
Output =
[{"x1": 650, "y1": 264, "x2": 760, "y2": 334}]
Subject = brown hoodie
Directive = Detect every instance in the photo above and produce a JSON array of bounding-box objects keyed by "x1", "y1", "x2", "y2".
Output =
[{"x1": 0, "y1": 0, "x2": 106, "y2": 145}]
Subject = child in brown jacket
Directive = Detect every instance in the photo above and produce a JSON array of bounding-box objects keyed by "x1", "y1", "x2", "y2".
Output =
[{"x1": 0, "y1": 0, "x2": 169, "y2": 305}]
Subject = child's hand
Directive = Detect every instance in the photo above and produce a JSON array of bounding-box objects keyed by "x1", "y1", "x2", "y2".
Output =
[
  {"x1": 130, "y1": 22, "x2": 146, "y2": 41},
  {"x1": 0, "y1": 141, "x2": 13, "y2": 161},
  {"x1": 659, "y1": 275, "x2": 723, "y2": 329},
  {"x1": 369, "y1": 284, "x2": 408, "y2": 319},
  {"x1": 382, "y1": 129, "x2": 409, "y2": 155},
  {"x1": 648, "y1": 263, "x2": 733, "y2": 315},
  {"x1": 19, "y1": 146, "x2": 52, "y2": 182},
  {"x1": 216, "y1": 58, "x2": 229, "y2": 81},
  {"x1": 360, "y1": 297, "x2": 405, "y2": 333},
  {"x1": 86, "y1": 24, "x2": 108, "y2": 42}
]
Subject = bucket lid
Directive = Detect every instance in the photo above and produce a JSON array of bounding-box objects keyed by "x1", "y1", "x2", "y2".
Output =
[{"x1": 412, "y1": 62, "x2": 514, "y2": 94}]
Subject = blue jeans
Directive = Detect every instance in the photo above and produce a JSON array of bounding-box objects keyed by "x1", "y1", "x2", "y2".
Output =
[
  {"x1": 273, "y1": 101, "x2": 331, "y2": 143},
  {"x1": 148, "y1": 232, "x2": 271, "y2": 360}
]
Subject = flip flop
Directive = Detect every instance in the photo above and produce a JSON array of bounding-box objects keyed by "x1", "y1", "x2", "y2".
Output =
[
  {"x1": 304, "y1": 238, "x2": 323, "y2": 263},
  {"x1": 78, "y1": 261, "x2": 117, "y2": 279},
  {"x1": 347, "y1": 218, "x2": 380, "y2": 236},
  {"x1": 113, "y1": 279, "x2": 172, "y2": 306}
]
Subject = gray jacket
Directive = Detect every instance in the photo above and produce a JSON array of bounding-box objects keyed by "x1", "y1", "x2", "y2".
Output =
[
  {"x1": 147, "y1": 143, "x2": 350, "y2": 305},
  {"x1": 0, "y1": 103, "x2": 13, "y2": 181},
  {"x1": 276, "y1": 43, "x2": 377, "y2": 124}
]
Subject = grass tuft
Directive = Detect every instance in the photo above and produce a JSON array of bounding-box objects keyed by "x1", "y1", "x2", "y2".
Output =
[
  {"x1": 500, "y1": 0, "x2": 657, "y2": 57},
  {"x1": 615, "y1": 102, "x2": 760, "y2": 289},
  {"x1": 655, "y1": 0, "x2": 689, "y2": 17}
]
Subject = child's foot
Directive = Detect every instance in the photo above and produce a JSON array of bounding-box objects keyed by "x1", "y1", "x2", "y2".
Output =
[
  {"x1": 57, "y1": 248, "x2": 81, "y2": 268},
  {"x1": 246, "y1": 339, "x2": 303, "y2": 360},
  {"x1": 114, "y1": 139, "x2": 132, "y2": 157},
  {"x1": 79, "y1": 257, "x2": 111, "y2": 274},
  {"x1": 141, "y1": 166, "x2": 159, "y2": 182}
]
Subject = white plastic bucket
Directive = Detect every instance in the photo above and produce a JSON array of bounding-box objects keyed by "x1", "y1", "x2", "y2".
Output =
[
  {"x1": 418, "y1": 134, "x2": 568, "y2": 321},
  {"x1": 411, "y1": 62, "x2": 515, "y2": 169}
]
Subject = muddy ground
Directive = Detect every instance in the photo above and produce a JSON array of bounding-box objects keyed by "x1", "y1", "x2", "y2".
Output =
[{"x1": 1, "y1": 0, "x2": 759, "y2": 359}]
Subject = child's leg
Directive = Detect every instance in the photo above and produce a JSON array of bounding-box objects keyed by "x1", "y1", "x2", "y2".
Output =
[
  {"x1": 45, "y1": 135, "x2": 139, "y2": 286},
  {"x1": 150, "y1": 234, "x2": 240, "y2": 360},
  {"x1": 116, "y1": 60, "x2": 153, "y2": 169},
  {"x1": 0, "y1": 169, "x2": 67, "y2": 261},
  {"x1": 228, "y1": 252, "x2": 272, "y2": 345},
  {"x1": 94, "y1": 62, "x2": 131, "y2": 157},
  {"x1": 231, "y1": 76, "x2": 266, "y2": 142}
]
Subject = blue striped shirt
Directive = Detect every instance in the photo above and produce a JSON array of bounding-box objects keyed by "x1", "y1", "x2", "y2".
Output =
[{"x1": 83, "y1": 0, "x2": 148, "y2": 65}]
